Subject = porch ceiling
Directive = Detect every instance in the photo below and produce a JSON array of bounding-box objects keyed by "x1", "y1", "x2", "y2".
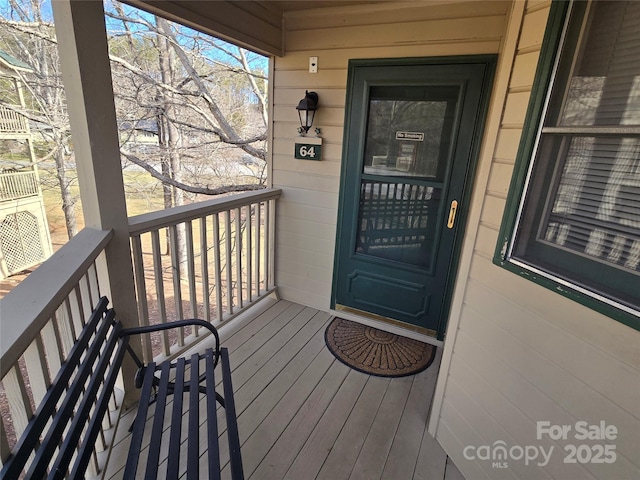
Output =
[{"x1": 123, "y1": 1, "x2": 390, "y2": 56}]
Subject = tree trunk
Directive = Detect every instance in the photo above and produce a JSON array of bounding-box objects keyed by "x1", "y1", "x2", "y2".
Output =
[
  {"x1": 157, "y1": 17, "x2": 187, "y2": 271},
  {"x1": 54, "y1": 148, "x2": 77, "y2": 239}
]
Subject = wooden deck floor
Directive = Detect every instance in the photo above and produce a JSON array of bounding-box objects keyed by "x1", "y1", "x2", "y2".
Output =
[{"x1": 104, "y1": 298, "x2": 464, "y2": 480}]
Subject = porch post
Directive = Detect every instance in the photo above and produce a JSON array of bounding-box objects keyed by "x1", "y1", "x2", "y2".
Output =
[{"x1": 51, "y1": 0, "x2": 141, "y2": 401}]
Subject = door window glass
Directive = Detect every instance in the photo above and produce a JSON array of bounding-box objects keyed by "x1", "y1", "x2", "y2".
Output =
[
  {"x1": 356, "y1": 86, "x2": 460, "y2": 269},
  {"x1": 363, "y1": 86, "x2": 458, "y2": 179}
]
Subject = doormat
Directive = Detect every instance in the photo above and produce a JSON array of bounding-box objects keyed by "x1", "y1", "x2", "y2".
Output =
[{"x1": 325, "y1": 317, "x2": 436, "y2": 377}]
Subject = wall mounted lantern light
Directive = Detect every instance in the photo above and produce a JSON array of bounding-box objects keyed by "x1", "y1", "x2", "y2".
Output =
[{"x1": 296, "y1": 91, "x2": 319, "y2": 135}]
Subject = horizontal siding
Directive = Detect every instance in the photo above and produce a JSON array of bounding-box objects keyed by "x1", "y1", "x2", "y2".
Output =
[
  {"x1": 494, "y1": 128, "x2": 523, "y2": 162},
  {"x1": 275, "y1": 41, "x2": 502, "y2": 71},
  {"x1": 284, "y1": 1, "x2": 508, "y2": 31},
  {"x1": 436, "y1": 1, "x2": 640, "y2": 479},
  {"x1": 272, "y1": 169, "x2": 339, "y2": 193},
  {"x1": 285, "y1": 16, "x2": 505, "y2": 52},
  {"x1": 272, "y1": 0, "x2": 508, "y2": 311}
]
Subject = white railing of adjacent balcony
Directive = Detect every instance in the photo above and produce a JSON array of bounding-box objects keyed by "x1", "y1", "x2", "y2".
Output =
[
  {"x1": 0, "y1": 188, "x2": 281, "y2": 476},
  {"x1": 0, "y1": 106, "x2": 28, "y2": 134},
  {"x1": 0, "y1": 170, "x2": 40, "y2": 201}
]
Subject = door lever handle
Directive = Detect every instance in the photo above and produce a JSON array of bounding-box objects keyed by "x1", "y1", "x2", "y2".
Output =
[{"x1": 447, "y1": 200, "x2": 458, "y2": 229}]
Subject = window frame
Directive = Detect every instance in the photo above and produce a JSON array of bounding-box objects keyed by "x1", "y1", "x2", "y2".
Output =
[{"x1": 494, "y1": 0, "x2": 640, "y2": 331}]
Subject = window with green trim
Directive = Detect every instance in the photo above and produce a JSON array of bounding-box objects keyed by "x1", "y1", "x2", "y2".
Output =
[{"x1": 497, "y1": 0, "x2": 640, "y2": 326}]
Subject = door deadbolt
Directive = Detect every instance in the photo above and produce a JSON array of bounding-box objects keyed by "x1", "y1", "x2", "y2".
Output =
[{"x1": 447, "y1": 200, "x2": 458, "y2": 229}]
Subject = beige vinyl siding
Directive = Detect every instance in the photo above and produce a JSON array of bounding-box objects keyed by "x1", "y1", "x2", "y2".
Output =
[
  {"x1": 432, "y1": 1, "x2": 640, "y2": 479},
  {"x1": 272, "y1": 0, "x2": 508, "y2": 309}
]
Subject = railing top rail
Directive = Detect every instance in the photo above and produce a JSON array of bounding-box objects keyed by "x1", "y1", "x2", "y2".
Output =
[
  {"x1": 128, "y1": 187, "x2": 282, "y2": 236},
  {"x1": 0, "y1": 227, "x2": 113, "y2": 378},
  {"x1": 0, "y1": 170, "x2": 37, "y2": 176}
]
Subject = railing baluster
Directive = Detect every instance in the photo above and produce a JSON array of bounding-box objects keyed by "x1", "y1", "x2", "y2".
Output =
[
  {"x1": 185, "y1": 220, "x2": 198, "y2": 330},
  {"x1": 23, "y1": 335, "x2": 49, "y2": 407},
  {"x1": 256, "y1": 202, "x2": 262, "y2": 296},
  {"x1": 131, "y1": 234, "x2": 152, "y2": 362},
  {"x1": 79, "y1": 275, "x2": 92, "y2": 320},
  {"x1": 70, "y1": 287, "x2": 84, "y2": 332},
  {"x1": 45, "y1": 317, "x2": 64, "y2": 373},
  {"x1": 89, "y1": 448, "x2": 100, "y2": 477},
  {"x1": 3, "y1": 365, "x2": 32, "y2": 448},
  {"x1": 88, "y1": 262, "x2": 100, "y2": 304},
  {"x1": 83, "y1": 271, "x2": 94, "y2": 309},
  {"x1": 200, "y1": 216, "x2": 210, "y2": 323},
  {"x1": 225, "y1": 210, "x2": 233, "y2": 315},
  {"x1": 1, "y1": 414, "x2": 10, "y2": 464},
  {"x1": 58, "y1": 299, "x2": 76, "y2": 352},
  {"x1": 213, "y1": 213, "x2": 223, "y2": 323},
  {"x1": 267, "y1": 199, "x2": 276, "y2": 291},
  {"x1": 235, "y1": 207, "x2": 243, "y2": 309},
  {"x1": 246, "y1": 204, "x2": 253, "y2": 303},
  {"x1": 169, "y1": 225, "x2": 185, "y2": 346},
  {"x1": 151, "y1": 230, "x2": 169, "y2": 358}
]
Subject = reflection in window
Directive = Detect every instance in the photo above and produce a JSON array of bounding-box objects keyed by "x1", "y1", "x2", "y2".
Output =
[
  {"x1": 509, "y1": 0, "x2": 640, "y2": 313},
  {"x1": 356, "y1": 180, "x2": 439, "y2": 269},
  {"x1": 362, "y1": 86, "x2": 458, "y2": 179}
]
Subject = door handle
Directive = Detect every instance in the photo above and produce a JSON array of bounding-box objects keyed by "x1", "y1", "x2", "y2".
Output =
[{"x1": 447, "y1": 200, "x2": 458, "y2": 229}]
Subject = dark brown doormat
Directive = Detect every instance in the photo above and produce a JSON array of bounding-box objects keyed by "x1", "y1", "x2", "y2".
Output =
[{"x1": 325, "y1": 317, "x2": 436, "y2": 377}]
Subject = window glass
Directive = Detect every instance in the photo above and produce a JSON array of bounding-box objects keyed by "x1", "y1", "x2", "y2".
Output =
[{"x1": 509, "y1": 0, "x2": 640, "y2": 315}]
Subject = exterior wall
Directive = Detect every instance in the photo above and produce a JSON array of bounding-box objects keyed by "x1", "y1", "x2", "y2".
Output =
[
  {"x1": 431, "y1": 2, "x2": 640, "y2": 479},
  {"x1": 273, "y1": 0, "x2": 509, "y2": 310}
]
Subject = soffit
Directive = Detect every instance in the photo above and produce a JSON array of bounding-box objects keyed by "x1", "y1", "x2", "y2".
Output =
[{"x1": 123, "y1": 1, "x2": 392, "y2": 56}]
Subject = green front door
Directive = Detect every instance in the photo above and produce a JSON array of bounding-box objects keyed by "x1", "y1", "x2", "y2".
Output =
[{"x1": 332, "y1": 57, "x2": 495, "y2": 339}]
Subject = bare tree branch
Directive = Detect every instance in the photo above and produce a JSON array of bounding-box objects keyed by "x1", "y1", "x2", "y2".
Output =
[{"x1": 122, "y1": 149, "x2": 265, "y2": 195}]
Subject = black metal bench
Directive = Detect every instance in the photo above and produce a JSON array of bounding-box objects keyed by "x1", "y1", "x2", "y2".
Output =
[{"x1": 0, "y1": 297, "x2": 243, "y2": 480}]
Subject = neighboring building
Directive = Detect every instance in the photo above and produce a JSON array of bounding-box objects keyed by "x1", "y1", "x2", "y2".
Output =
[
  {"x1": 118, "y1": 119, "x2": 159, "y2": 152},
  {"x1": 0, "y1": 50, "x2": 52, "y2": 278}
]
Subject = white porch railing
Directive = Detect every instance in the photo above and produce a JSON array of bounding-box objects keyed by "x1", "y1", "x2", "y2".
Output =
[
  {"x1": 0, "y1": 188, "x2": 281, "y2": 476},
  {"x1": 128, "y1": 188, "x2": 281, "y2": 363},
  {"x1": 0, "y1": 228, "x2": 114, "y2": 475}
]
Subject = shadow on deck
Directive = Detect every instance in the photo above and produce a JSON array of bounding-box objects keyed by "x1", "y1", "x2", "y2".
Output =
[{"x1": 103, "y1": 298, "x2": 464, "y2": 480}]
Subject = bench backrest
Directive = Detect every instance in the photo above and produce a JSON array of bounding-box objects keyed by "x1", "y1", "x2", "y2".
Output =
[{"x1": 0, "y1": 297, "x2": 128, "y2": 480}]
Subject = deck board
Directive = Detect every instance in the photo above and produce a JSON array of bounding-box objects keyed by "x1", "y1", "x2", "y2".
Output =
[
  {"x1": 103, "y1": 299, "x2": 450, "y2": 480},
  {"x1": 349, "y1": 375, "x2": 414, "y2": 480},
  {"x1": 251, "y1": 360, "x2": 350, "y2": 480},
  {"x1": 382, "y1": 362, "x2": 441, "y2": 479}
]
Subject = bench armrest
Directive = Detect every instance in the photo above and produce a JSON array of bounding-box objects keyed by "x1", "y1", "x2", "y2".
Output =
[{"x1": 120, "y1": 318, "x2": 221, "y2": 369}]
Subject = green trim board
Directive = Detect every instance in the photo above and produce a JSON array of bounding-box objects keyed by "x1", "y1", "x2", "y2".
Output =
[{"x1": 493, "y1": 0, "x2": 640, "y2": 332}]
